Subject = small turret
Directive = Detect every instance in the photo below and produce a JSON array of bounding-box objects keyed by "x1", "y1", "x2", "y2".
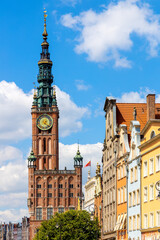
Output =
[
  {"x1": 28, "y1": 150, "x2": 36, "y2": 168},
  {"x1": 74, "y1": 145, "x2": 83, "y2": 168}
]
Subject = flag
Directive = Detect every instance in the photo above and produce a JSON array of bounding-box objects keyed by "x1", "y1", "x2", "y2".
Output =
[{"x1": 84, "y1": 161, "x2": 91, "y2": 168}]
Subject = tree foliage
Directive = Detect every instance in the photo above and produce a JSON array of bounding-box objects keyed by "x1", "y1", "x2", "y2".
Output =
[{"x1": 34, "y1": 210, "x2": 100, "y2": 240}]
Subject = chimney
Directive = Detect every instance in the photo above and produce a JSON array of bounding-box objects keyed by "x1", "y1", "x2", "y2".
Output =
[{"x1": 147, "y1": 94, "x2": 155, "y2": 121}]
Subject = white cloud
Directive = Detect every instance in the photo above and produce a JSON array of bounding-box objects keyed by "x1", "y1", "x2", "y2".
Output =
[
  {"x1": 0, "y1": 193, "x2": 27, "y2": 209},
  {"x1": 56, "y1": 86, "x2": 90, "y2": 137},
  {"x1": 0, "y1": 209, "x2": 28, "y2": 223},
  {"x1": 60, "y1": 0, "x2": 80, "y2": 7},
  {"x1": 0, "y1": 81, "x2": 89, "y2": 141},
  {"x1": 75, "y1": 80, "x2": 91, "y2": 91},
  {"x1": 59, "y1": 142, "x2": 103, "y2": 185},
  {"x1": 116, "y1": 87, "x2": 155, "y2": 103},
  {"x1": 0, "y1": 146, "x2": 23, "y2": 165},
  {"x1": 0, "y1": 162, "x2": 28, "y2": 193},
  {"x1": 0, "y1": 81, "x2": 32, "y2": 142},
  {"x1": 61, "y1": 0, "x2": 160, "y2": 67}
]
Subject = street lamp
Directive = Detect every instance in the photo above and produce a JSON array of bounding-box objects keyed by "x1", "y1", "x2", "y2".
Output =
[{"x1": 56, "y1": 223, "x2": 62, "y2": 240}]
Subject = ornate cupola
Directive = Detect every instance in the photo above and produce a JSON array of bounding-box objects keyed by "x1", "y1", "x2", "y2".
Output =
[
  {"x1": 28, "y1": 149, "x2": 36, "y2": 168},
  {"x1": 74, "y1": 146, "x2": 83, "y2": 167},
  {"x1": 36, "y1": 9, "x2": 54, "y2": 108}
]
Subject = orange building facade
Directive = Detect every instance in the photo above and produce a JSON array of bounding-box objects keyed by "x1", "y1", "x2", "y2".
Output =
[{"x1": 115, "y1": 125, "x2": 129, "y2": 240}]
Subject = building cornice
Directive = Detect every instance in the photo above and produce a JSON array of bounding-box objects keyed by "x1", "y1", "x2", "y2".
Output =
[
  {"x1": 141, "y1": 119, "x2": 160, "y2": 135},
  {"x1": 138, "y1": 134, "x2": 160, "y2": 150}
]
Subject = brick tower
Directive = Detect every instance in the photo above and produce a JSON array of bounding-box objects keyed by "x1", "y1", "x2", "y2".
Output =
[{"x1": 27, "y1": 11, "x2": 83, "y2": 240}]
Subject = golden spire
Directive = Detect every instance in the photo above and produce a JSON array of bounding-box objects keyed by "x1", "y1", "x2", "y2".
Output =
[
  {"x1": 33, "y1": 82, "x2": 37, "y2": 97},
  {"x1": 53, "y1": 85, "x2": 56, "y2": 96},
  {"x1": 43, "y1": 8, "x2": 48, "y2": 40}
]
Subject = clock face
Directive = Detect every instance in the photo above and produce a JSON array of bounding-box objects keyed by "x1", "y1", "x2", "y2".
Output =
[{"x1": 36, "y1": 114, "x2": 53, "y2": 130}]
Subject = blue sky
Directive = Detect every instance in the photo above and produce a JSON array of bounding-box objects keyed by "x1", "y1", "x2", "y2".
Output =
[{"x1": 1, "y1": 0, "x2": 160, "y2": 222}]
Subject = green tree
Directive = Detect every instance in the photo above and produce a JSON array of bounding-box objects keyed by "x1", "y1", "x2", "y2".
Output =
[{"x1": 34, "y1": 210, "x2": 100, "y2": 240}]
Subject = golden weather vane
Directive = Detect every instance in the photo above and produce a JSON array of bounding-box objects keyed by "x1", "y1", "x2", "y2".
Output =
[{"x1": 44, "y1": 8, "x2": 48, "y2": 23}]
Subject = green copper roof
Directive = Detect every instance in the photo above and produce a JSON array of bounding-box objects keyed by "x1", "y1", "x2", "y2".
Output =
[
  {"x1": 35, "y1": 11, "x2": 56, "y2": 108},
  {"x1": 74, "y1": 149, "x2": 83, "y2": 161},
  {"x1": 28, "y1": 150, "x2": 36, "y2": 162}
]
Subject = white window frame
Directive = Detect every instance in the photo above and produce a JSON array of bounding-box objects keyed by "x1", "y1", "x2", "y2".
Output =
[
  {"x1": 135, "y1": 166, "x2": 138, "y2": 181},
  {"x1": 144, "y1": 186, "x2": 148, "y2": 202},
  {"x1": 129, "y1": 192, "x2": 132, "y2": 207},
  {"x1": 149, "y1": 158, "x2": 154, "y2": 175},
  {"x1": 120, "y1": 165, "x2": 123, "y2": 179},
  {"x1": 144, "y1": 161, "x2": 148, "y2": 177},
  {"x1": 156, "y1": 155, "x2": 160, "y2": 172},
  {"x1": 121, "y1": 187, "x2": 123, "y2": 204},
  {"x1": 118, "y1": 189, "x2": 120, "y2": 204},
  {"x1": 149, "y1": 184, "x2": 154, "y2": 201},
  {"x1": 137, "y1": 189, "x2": 140, "y2": 205},
  {"x1": 130, "y1": 168, "x2": 133, "y2": 183},
  {"x1": 156, "y1": 211, "x2": 160, "y2": 227},
  {"x1": 133, "y1": 215, "x2": 136, "y2": 230},
  {"x1": 150, "y1": 212, "x2": 154, "y2": 228},
  {"x1": 133, "y1": 191, "x2": 136, "y2": 206},
  {"x1": 144, "y1": 214, "x2": 148, "y2": 229}
]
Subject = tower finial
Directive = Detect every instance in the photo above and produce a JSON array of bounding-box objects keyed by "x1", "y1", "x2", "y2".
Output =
[
  {"x1": 78, "y1": 139, "x2": 79, "y2": 151},
  {"x1": 43, "y1": 8, "x2": 48, "y2": 41}
]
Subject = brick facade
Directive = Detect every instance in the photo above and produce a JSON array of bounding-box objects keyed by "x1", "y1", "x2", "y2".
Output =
[{"x1": 27, "y1": 14, "x2": 82, "y2": 240}]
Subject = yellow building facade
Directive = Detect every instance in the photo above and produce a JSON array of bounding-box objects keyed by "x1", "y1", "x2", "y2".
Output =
[{"x1": 139, "y1": 120, "x2": 160, "y2": 240}]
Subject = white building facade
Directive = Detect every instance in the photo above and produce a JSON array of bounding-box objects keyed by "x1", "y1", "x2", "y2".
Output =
[
  {"x1": 83, "y1": 171, "x2": 96, "y2": 213},
  {"x1": 127, "y1": 117, "x2": 141, "y2": 240}
]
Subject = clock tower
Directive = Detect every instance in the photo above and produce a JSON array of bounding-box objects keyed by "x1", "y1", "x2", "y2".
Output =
[{"x1": 27, "y1": 11, "x2": 83, "y2": 240}]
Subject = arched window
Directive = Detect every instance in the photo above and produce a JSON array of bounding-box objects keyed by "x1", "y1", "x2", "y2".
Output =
[
  {"x1": 49, "y1": 157, "x2": 52, "y2": 170},
  {"x1": 48, "y1": 139, "x2": 51, "y2": 154},
  {"x1": 38, "y1": 139, "x2": 42, "y2": 155},
  {"x1": 150, "y1": 130, "x2": 155, "y2": 139},
  {"x1": 43, "y1": 138, "x2": 46, "y2": 153},
  {"x1": 39, "y1": 158, "x2": 43, "y2": 170}
]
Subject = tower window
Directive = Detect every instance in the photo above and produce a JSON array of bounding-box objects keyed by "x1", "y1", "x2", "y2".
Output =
[
  {"x1": 69, "y1": 184, "x2": 73, "y2": 188},
  {"x1": 37, "y1": 184, "x2": 41, "y2": 189},
  {"x1": 48, "y1": 184, "x2": 52, "y2": 189},
  {"x1": 59, "y1": 184, "x2": 63, "y2": 189},
  {"x1": 69, "y1": 193, "x2": 73, "y2": 198},
  {"x1": 36, "y1": 208, "x2": 42, "y2": 220},
  {"x1": 47, "y1": 208, "x2": 53, "y2": 220},
  {"x1": 48, "y1": 193, "x2": 52, "y2": 198},
  {"x1": 37, "y1": 193, "x2": 41, "y2": 198},
  {"x1": 59, "y1": 193, "x2": 63, "y2": 198},
  {"x1": 43, "y1": 139, "x2": 46, "y2": 152},
  {"x1": 44, "y1": 157, "x2": 46, "y2": 164},
  {"x1": 58, "y1": 207, "x2": 64, "y2": 213}
]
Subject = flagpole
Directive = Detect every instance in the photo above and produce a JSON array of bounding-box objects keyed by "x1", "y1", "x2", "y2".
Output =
[{"x1": 90, "y1": 160, "x2": 91, "y2": 177}]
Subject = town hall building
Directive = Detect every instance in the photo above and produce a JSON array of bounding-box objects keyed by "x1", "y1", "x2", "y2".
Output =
[{"x1": 27, "y1": 11, "x2": 83, "y2": 240}]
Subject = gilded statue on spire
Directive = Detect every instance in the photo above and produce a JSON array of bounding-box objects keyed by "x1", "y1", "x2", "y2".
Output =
[{"x1": 43, "y1": 8, "x2": 48, "y2": 40}]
